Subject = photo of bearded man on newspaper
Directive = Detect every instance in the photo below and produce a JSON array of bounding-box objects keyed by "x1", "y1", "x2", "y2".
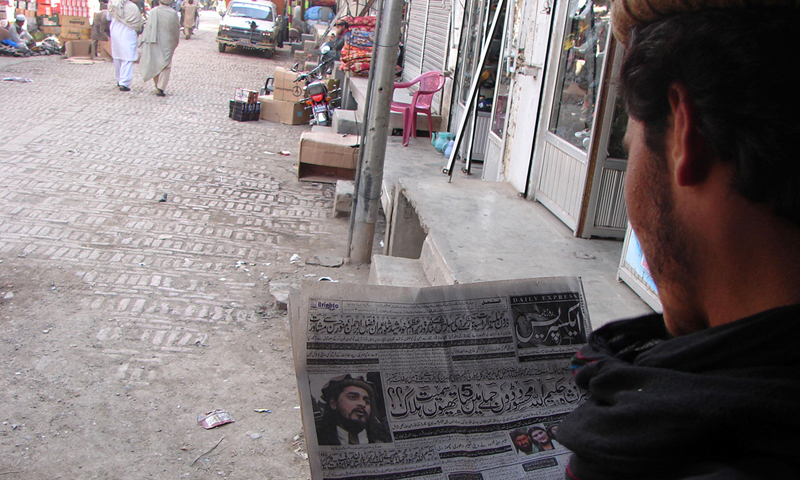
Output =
[{"x1": 312, "y1": 373, "x2": 392, "y2": 446}]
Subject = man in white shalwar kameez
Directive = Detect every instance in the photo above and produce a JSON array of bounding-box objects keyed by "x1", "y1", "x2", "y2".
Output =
[
  {"x1": 139, "y1": 0, "x2": 180, "y2": 96},
  {"x1": 108, "y1": 0, "x2": 144, "y2": 91}
]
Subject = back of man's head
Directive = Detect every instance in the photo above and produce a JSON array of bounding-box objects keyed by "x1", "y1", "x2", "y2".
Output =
[{"x1": 620, "y1": 8, "x2": 800, "y2": 228}]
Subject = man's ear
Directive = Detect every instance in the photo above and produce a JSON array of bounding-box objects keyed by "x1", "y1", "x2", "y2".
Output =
[
  {"x1": 328, "y1": 397, "x2": 337, "y2": 410},
  {"x1": 668, "y1": 82, "x2": 712, "y2": 187}
]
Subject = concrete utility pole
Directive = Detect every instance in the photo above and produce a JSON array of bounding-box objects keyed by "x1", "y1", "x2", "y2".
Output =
[{"x1": 349, "y1": 0, "x2": 404, "y2": 264}]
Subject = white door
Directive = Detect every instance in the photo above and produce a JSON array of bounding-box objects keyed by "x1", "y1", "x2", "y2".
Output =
[{"x1": 529, "y1": 0, "x2": 613, "y2": 233}]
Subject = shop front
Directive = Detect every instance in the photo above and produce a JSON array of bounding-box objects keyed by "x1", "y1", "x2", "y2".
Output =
[{"x1": 527, "y1": 0, "x2": 629, "y2": 239}]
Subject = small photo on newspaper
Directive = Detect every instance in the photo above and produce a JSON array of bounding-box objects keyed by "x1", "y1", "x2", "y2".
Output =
[{"x1": 290, "y1": 277, "x2": 591, "y2": 480}]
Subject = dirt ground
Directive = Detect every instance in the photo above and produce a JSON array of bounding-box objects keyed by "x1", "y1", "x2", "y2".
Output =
[{"x1": 0, "y1": 12, "x2": 383, "y2": 479}]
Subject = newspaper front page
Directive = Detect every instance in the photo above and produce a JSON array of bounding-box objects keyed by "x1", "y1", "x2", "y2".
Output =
[{"x1": 290, "y1": 277, "x2": 591, "y2": 480}]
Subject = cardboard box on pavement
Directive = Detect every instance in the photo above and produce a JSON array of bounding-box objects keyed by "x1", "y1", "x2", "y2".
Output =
[
  {"x1": 272, "y1": 66, "x2": 305, "y2": 102},
  {"x1": 258, "y1": 95, "x2": 311, "y2": 125},
  {"x1": 297, "y1": 131, "x2": 360, "y2": 183},
  {"x1": 65, "y1": 39, "x2": 92, "y2": 57}
]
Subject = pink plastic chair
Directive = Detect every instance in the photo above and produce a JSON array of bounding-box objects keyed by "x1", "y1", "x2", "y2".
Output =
[{"x1": 390, "y1": 71, "x2": 446, "y2": 146}]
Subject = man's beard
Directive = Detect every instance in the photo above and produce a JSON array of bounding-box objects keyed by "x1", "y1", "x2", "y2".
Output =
[
  {"x1": 339, "y1": 416, "x2": 368, "y2": 433},
  {"x1": 631, "y1": 144, "x2": 704, "y2": 335}
]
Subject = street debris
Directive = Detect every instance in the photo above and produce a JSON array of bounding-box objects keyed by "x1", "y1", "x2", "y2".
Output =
[
  {"x1": 279, "y1": 151, "x2": 291, "y2": 156},
  {"x1": 158, "y1": 193, "x2": 168, "y2": 203},
  {"x1": 575, "y1": 252, "x2": 596, "y2": 260},
  {"x1": 3, "y1": 77, "x2": 33, "y2": 83},
  {"x1": 289, "y1": 254, "x2": 301, "y2": 264},
  {"x1": 190, "y1": 436, "x2": 225, "y2": 466},
  {"x1": 263, "y1": 151, "x2": 276, "y2": 155},
  {"x1": 292, "y1": 434, "x2": 308, "y2": 460},
  {"x1": 306, "y1": 255, "x2": 344, "y2": 268},
  {"x1": 318, "y1": 277, "x2": 338, "y2": 282},
  {"x1": 197, "y1": 410, "x2": 234, "y2": 429},
  {"x1": 249, "y1": 432, "x2": 262, "y2": 440},
  {"x1": 269, "y1": 282, "x2": 297, "y2": 311},
  {"x1": 253, "y1": 409, "x2": 271, "y2": 413}
]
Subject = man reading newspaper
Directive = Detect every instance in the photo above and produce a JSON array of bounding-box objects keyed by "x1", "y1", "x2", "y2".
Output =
[{"x1": 556, "y1": 0, "x2": 800, "y2": 478}]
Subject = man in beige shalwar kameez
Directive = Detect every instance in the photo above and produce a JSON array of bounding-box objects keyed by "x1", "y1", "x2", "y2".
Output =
[{"x1": 139, "y1": 0, "x2": 180, "y2": 96}]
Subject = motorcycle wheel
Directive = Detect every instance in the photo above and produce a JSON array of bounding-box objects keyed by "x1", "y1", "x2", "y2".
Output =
[
  {"x1": 263, "y1": 49, "x2": 273, "y2": 59},
  {"x1": 218, "y1": 43, "x2": 226, "y2": 53}
]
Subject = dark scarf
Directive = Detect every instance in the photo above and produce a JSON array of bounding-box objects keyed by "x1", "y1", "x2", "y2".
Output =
[{"x1": 558, "y1": 304, "x2": 800, "y2": 480}]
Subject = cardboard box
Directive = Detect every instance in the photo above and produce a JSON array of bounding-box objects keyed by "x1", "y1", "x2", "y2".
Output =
[
  {"x1": 39, "y1": 25, "x2": 59, "y2": 34},
  {"x1": 272, "y1": 66, "x2": 305, "y2": 102},
  {"x1": 38, "y1": 13, "x2": 59, "y2": 25},
  {"x1": 234, "y1": 88, "x2": 259, "y2": 104},
  {"x1": 65, "y1": 39, "x2": 91, "y2": 57},
  {"x1": 297, "y1": 131, "x2": 360, "y2": 183},
  {"x1": 59, "y1": 13, "x2": 89, "y2": 27},
  {"x1": 258, "y1": 95, "x2": 312, "y2": 125},
  {"x1": 60, "y1": 26, "x2": 90, "y2": 40}
]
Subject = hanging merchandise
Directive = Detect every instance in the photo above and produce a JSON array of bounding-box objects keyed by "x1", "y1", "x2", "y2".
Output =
[{"x1": 338, "y1": 15, "x2": 376, "y2": 76}]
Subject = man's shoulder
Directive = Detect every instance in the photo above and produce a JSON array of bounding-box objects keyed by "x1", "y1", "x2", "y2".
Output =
[{"x1": 314, "y1": 416, "x2": 340, "y2": 445}]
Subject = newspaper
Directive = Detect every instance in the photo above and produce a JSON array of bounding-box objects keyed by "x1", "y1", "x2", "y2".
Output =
[{"x1": 290, "y1": 277, "x2": 592, "y2": 480}]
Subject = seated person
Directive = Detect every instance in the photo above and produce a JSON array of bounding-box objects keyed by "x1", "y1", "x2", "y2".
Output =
[{"x1": 8, "y1": 15, "x2": 33, "y2": 53}]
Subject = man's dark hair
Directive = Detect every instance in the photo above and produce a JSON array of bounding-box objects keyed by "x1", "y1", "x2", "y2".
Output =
[
  {"x1": 510, "y1": 428, "x2": 528, "y2": 441},
  {"x1": 620, "y1": 8, "x2": 800, "y2": 226},
  {"x1": 320, "y1": 374, "x2": 376, "y2": 404}
]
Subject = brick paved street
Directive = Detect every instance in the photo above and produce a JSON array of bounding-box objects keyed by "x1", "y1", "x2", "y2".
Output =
[{"x1": 0, "y1": 12, "x2": 371, "y2": 479}]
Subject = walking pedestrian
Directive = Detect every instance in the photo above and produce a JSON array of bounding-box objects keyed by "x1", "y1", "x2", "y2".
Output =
[
  {"x1": 139, "y1": 0, "x2": 180, "y2": 97},
  {"x1": 108, "y1": 0, "x2": 144, "y2": 91},
  {"x1": 180, "y1": 0, "x2": 199, "y2": 38}
]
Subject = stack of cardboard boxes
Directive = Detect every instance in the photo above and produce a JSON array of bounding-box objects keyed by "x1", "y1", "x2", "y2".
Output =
[
  {"x1": 12, "y1": 0, "x2": 94, "y2": 55},
  {"x1": 229, "y1": 89, "x2": 262, "y2": 122},
  {"x1": 58, "y1": 0, "x2": 88, "y2": 17},
  {"x1": 59, "y1": 13, "x2": 90, "y2": 43},
  {"x1": 258, "y1": 66, "x2": 313, "y2": 125},
  {"x1": 11, "y1": 0, "x2": 37, "y2": 19},
  {"x1": 258, "y1": 66, "x2": 341, "y2": 125},
  {"x1": 37, "y1": 10, "x2": 60, "y2": 38}
]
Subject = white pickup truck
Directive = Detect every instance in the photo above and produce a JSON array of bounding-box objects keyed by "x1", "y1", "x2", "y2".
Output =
[{"x1": 216, "y1": 0, "x2": 284, "y2": 58}]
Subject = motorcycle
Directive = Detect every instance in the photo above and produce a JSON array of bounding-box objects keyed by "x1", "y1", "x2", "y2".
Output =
[{"x1": 289, "y1": 48, "x2": 340, "y2": 126}]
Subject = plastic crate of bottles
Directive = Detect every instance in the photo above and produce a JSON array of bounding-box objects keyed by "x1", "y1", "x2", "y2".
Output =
[{"x1": 229, "y1": 100, "x2": 261, "y2": 122}]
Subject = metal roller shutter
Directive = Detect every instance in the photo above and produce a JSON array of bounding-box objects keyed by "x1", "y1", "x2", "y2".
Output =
[
  {"x1": 421, "y1": 0, "x2": 450, "y2": 111},
  {"x1": 402, "y1": 0, "x2": 451, "y2": 110},
  {"x1": 403, "y1": 0, "x2": 428, "y2": 82}
]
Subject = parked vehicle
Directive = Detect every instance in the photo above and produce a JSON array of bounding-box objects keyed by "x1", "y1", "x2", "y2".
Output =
[
  {"x1": 290, "y1": 61, "x2": 339, "y2": 126},
  {"x1": 216, "y1": 0, "x2": 283, "y2": 58}
]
